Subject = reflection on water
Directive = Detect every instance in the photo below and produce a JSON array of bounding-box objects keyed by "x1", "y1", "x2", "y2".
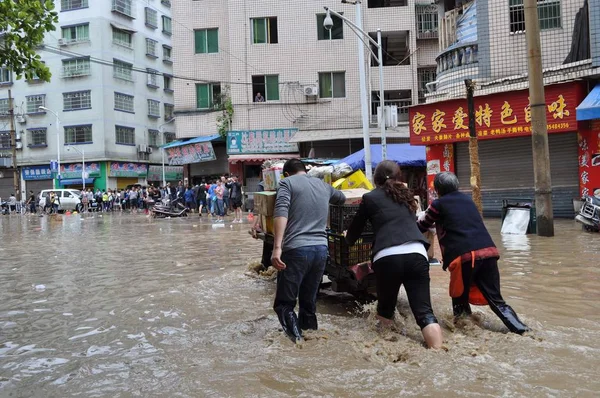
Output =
[{"x1": 1, "y1": 214, "x2": 599, "y2": 396}]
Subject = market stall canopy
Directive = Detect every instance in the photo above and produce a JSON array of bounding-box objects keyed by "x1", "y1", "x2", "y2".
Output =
[
  {"x1": 335, "y1": 144, "x2": 425, "y2": 170},
  {"x1": 576, "y1": 84, "x2": 600, "y2": 121},
  {"x1": 228, "y1": 153, "x2": 300, "y2": 164},
  {"x1": 288, "y1": 126, "x2": 409, "y2": 143},
  {"x1": 162, "y1": 134, "x2": 221, "y2": 149}
]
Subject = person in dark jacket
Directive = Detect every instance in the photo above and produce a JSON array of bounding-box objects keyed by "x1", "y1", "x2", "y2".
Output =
[
  {"x1": 346, "y1": 160, "x2": 443, "y2": 349},
  {"x1": 417, "y1": 172, "x2": 529, "y2": 335}
]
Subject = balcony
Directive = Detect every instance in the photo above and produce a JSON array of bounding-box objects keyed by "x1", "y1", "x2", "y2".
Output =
[
  {"x1": 436, "y1": 42, "x2": 478, "y2": 74},
  {"x1": 369, "y1": 31, "x2": 410, "y2": 67},
  {"x1": 370, "y1": 90, "x2": 411, "y2": 124}
]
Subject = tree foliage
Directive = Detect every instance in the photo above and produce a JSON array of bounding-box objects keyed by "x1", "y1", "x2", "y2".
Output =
[{"x1": 0, "y1": 0, "x2": 58, "y2": 82}]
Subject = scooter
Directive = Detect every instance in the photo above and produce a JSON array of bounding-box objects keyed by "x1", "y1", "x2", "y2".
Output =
[
  {"x1": 575, "y1": 192, "x2": 600, "y2": 232},
  {"x1": 152, "y1": 197, "x2": 188, "y2": 218}
]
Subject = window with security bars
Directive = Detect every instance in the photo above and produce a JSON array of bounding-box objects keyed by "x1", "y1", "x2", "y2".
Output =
[
  {"x1": 61, "y1": 24, "x2": 89, "y2": 43},
  {"x1": 147, "y1": 69, "x2": 159, "y2": 87},
  {"x1": 317, "y1": 14, "x2": 343, "y2": 40},
  {"x1": 114, "y1": 92, "x2": 134, "y2": 113},
  {"x1": 417, "y1": 67, "x2": 436, "y2": 103},
  {"x1": 252, "y1": 75, "x2": 279, "y2": 101},
  {"x1": 252, "y1": 18, "x2": 278, "y2": 44},
  {"x1": 112, "y1": 0, "x2": 133, "y2": 18},
  {"x1": 62, "y1": 58, "x2": 91, "y2": 78},
  {"x1": 0, "y1": 67, "x2": 12, "y2": 84},
  {"x1": 164, "y1": 75, "x2": 173, "y2": 92},
  {"x1": 145, "y1": 8, "x2": 158, "y2": 28},
  {"x1": 61, "y1": 0, "x2": 88, "y2": 11},
  {"x1": 26, "y1": 95, "x2": 46, "y2": 114},
  {"x1": 164, "y1": 103, "x2": 174, "y2": 120},
  {"x1": 195, "y1": 29, "x2": 219, "y2": 53},
  {"x1": 509, "y1": 0, "x2": 562, "y2": 33},
  {"x1": 0, "y1": 99, "x2": 9, "y2": 114},
  {"x1": 28, "y1": 129, "x2": 47, "y2": 147},
  {"x1": 115, "y1": 126, "x2": 135, "y2": 145},
  {"x1": 162, "y1": 16, "x2": 172, "y2": 35},
  {"x1": 148, "y1": 100, "x2": 160, "y2": 118},
  {"x1": 163, "y1": 45, "x2": 172, "y2": 63},
  {"x1": 416, "y1": 5, "x2": 438, "y2": 39},
  {"x1": 65, "y1": 125, "x2": 92, "y2": 144},
  {"x1": 164, "y1": 132, "x2": 176, "y2": 143},
  {"x1": 319, "y1": 72, "x2": 346, "y2": 98},
  {"x1": 113, "y1": 59, "x2": 133, "y2": 81},
  {"x1": 196, "y1": 83, "x2": 222, "y2": 109},
  {"x1": 0, "y1": 132, "x2": 10, "y2": 149},
  {"x1": 112, "y1": 27, "x2": 133, "y2": 48},
  {"x1": 148, "y1": 129, "x2": 159, "y2": 147},
  {"x1": 146, "y1": 39, "x2": 158, "y2": 57},
  {"x1": 63, "y1": 90, "x2": 91, "y2": 111}
]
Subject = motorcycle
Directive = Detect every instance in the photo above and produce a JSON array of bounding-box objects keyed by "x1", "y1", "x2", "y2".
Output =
[
  {"x1": 575, "y1": 193, "x2": 600, "y2": 232},
  {"x1": 152, "y1": 197, "x2": 188, "y2": 218}
]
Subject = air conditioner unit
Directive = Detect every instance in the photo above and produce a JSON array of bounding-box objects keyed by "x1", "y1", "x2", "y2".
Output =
[
  {"x1": 16, "y1": 115, "x2": 26, "y2": 124},
  {"x1": 58, "y1": 39, "x2": 66, "y2": 46},
  {"x1": 304, "y1": 85, "x2": 319, "y2": 97},
  {"x1": 138, "y1": 144, "x2": 147, "y2": 153},
  {"x1": 377, "y1": 105, "x2": 399, "y2": 128},
  {"x1": 16, "y1": 142, "x2": 23, "y2": 150},
  {"x1": 147, "y1": 147, "x2": 153, "y2": 154}
]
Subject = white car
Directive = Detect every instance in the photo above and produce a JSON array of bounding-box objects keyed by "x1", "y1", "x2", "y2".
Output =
[{"x1": 39, "y1": 189, "x2": 83, "y2": 212}]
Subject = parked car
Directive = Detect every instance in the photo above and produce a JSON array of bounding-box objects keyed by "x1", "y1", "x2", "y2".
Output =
[{"x1": 38, "y1": 189, "x2": 83, "y2": 212}]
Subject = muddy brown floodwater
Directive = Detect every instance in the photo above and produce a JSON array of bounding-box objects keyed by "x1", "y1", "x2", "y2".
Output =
[{"x1": 0, "y1": 213, "x2": 599, "y2": 397}]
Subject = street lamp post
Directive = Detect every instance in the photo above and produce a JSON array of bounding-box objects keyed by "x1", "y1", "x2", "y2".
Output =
[
  {"x1": 39, "y1": 106, "x2": 61, "y2": 189},
  {"x1": 67, "y1": 145, "x2": 85, "y2": 191},
  {"x1": 159, "y1": 118, "x2": 175, "y2": 187},
  {"x1": 324, "y1": 2, "x2": 387, "y2": 181}
]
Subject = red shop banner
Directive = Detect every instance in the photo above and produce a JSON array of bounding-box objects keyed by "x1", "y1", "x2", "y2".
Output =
[{"x1": 409, "y1": 82, "x2": 585, "y2": 145}]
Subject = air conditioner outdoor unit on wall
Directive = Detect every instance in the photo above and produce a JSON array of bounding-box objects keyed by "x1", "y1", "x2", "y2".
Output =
[
  {"x1": 58, "y1": 39, "x2": 66, "y2": 46},
  {"x1": 304, "y1": 85, "x2": 319, "y2": 97},
  {"x1": 16, "y1": 115, "x2": 26, "y2": 124},
  {"x1": 138, "y1": 144, "x2": 147, "y2": 153}
]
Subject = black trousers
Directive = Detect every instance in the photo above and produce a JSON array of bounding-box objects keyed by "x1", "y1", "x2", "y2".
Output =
[
  {"x1": 373, "y1": 253, "x2": 438, "y2": 329},
  {"x1": 453, "y1": 257, "x2": 529, "y2": 334},
  {"x1": 262, "y1": 241, "x2": 273, "y2": 269}
]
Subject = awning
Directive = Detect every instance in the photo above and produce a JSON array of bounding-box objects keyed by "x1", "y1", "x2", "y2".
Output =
[
  {"x1": 228, "y1": 153, "x2": 300, "y2": 164},
  {"x1": 576, "y1": 84, "x2": 600, "y2": 121},
  {"x1": 110, "y1": 23, "x2": 137, "y2": 34},
  {"x1": 335, "y1": 144, "x2": 426, "y2": 169},
  {"x1": 162, "y1": 134, "x2": 221, "y2": 149},
  {"x1": 289, "y1": 126, "x2": 409, "y2": 143},
  {"x1": 59, "y1": 178, "x2": 95, "y2": 186}
]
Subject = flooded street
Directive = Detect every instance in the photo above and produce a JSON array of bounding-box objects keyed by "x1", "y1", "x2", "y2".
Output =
[{"x1": 1, "y1": 213, "x2": 599, "y2": 397}]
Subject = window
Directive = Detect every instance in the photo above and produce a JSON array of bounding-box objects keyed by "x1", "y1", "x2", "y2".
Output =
[
  {"x1": 163, "y1": 45, "x2": 172, "y2": 63},
  {"x1": 164, "y1": 74, "x2": 173, "y2": 92},
  {"x1": 1, "y1": 67, "x2": 12, "y2": 84},
  {"x1": 113, "y1": 59, "x2": 133, "y2": 81},
  {"x1": 194, "y1": 28, "x2": 218, "y2": 53},
  {"x1": 417, "y1": 68, "x2": 436, "y2": 103},
  {"x1": 368, "y1": 0, "x2": 407, "y2": 8},
  {"x1": 116, "y1": 125, "x2": 135, "y2": 145},
  {"x1": 162, "y1": 16, "x2": 172, "y2": 35},
  {"x1": 251, "y1": 75, "x2": 279, "y2": 101},
  {"x1": 0, "y1": 132, "x2": 10, "y2": 149},
  {"x1": 161, "y1": 0, "x2": 171, "y2": 7},
  {"x1": 0, "y1": 99, "x2": 9, "y2": 114},
  {"x1": 114, "y1": 92, "x2": 134, "y2": 113},
  {"x1": 509, "y1": 0, "x2": 561, "y2": 33},
  {"x1": 164, "y1": 103, "x2": 174, "y2": 120},
  {"x1": 28, "y1": 128, "x2": 47, "y2": 147},
  {"x1": 61, "y1": 24, "x2": 89, "y2": 43},
  {"x1": 63, "y1": 90, "x2": 91, "y2": 111},
  {"x1": 196, "y1": 83, "x2": 222, "y2": 109},
  {"x1": 164, "y1": 132, "x2": 176, "y2": 143},
  {"x1": 319, "y1": 72, "x2": 345, "y2": 98},
  {"x1": 61, "y1": 0, "x2": 88, "y2": 11},
  {"x1": 416, "y1": 5, "x2": 438, "y2": 39},
  {"x1": 317, "y1": 14, "x2": 343, "y2": 40},
  {"x1": 112, "y1": 0, "x2": 133, "y2": 18},
  {"x1": 148, "y1": 99, "x2": 160, "y2": 118},
  {"x1": 64, "y1": 125, "x2": 92, "y2": 144},
  {"x1": 145, "y1": 8, "x2": 158, "y2": 28},
  {"x1": 252, "y1": 17, "x2": 278, "y2": 44},
  {"x1": 148, "y1": 129, "x2": 159, "y2": 147},
  {"x1": 147, "y1": 69, "x2": 159, "y2": 87},
  {"x1": 112, "y1": 27, "x2": 133, "y2": 48},
  {"x1": 146, "y1": 39, "x2": 158, "y2": 57},
  {"x1": 62, "y1": 58, "x2": 91, "y2": 78},
  {"x1": 26, "y1": 95, "x2": 46, "y2": 114}
]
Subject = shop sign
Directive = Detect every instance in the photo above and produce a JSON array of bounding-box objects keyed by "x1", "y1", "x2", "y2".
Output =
[
  {"x1": 60, "y1": 162, "x2": 101, "y2": 179},
  {"x1": 425, "y1": 144, "x2": 455, "y2": 203},
  {"x1": 147, "y1": 165, "x2": 183, "y2": 181},
  {"x1": 409, "y1": 82, "x2": 585, "y2": 145},
  {"x1": 578, "y1": 120, "x2": 600, "y2": 197},
  {"x1": 108, "y1": 162, "x2": 148, "y2": 178},
  {"x1": 22, "y1": 165, "x2": 53, "y2": 181},
  {"x1": 227, "y1": 129, "x2": 299, "y2": 154},
  {"x1": 166, "y1": 141, "x2": 216, "y2": 165}
]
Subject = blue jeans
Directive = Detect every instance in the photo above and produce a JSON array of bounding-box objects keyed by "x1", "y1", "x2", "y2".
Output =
[
  {"x1": 216, "y1": 199, "x2": 225, "y2": 216},
  {"x1": 274, "y1": 245, "x2": 328, "y2": 330}
]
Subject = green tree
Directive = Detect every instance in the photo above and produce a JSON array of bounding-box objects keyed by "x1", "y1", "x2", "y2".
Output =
[{"x1": 0, "y1": 0, "x2": 58, "y2": 82}]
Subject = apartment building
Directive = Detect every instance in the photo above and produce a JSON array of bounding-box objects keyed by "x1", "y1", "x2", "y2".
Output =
[
  {"x1": 410, "y1": 0, "x2": 600, "y2": 218},
  {"x1": 0, "y1": 0, "x2": 176, "y2": 197},
  {"x1": 172, "y1": 0, "x2": 439, "y2": 184}
]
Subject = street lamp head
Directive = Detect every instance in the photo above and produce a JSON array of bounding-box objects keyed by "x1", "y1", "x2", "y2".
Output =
[{"x1": 323, "y1": 9, "x2": 334, "y2": 31}]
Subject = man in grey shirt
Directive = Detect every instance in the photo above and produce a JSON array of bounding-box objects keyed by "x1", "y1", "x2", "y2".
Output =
[{"x1": 271, "y1": 159, "x2": 346, "y2": 343}]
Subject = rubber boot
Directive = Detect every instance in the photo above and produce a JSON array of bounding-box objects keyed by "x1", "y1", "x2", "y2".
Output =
[
  {"x1": 452, "y1": 299, "x2": 472, "y2": 318},
  {"x1": 280, "y1": 311, "x2": 303, "y2": 344},
  {"x1": 496, "y1": 304, "x2": 530, "y2": 335},
  {"x1": 298, "y1": 313, "x2": 318, "y2": 331}
]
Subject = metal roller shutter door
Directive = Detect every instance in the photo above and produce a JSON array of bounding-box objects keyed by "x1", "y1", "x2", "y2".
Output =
[
  {"x1": 26, "y1": 180, "x2": 53, "y2": 195},
  {"x1": 0, "y1": 172, "x2": 17, "y2": 199},
  {"x1": 455, "y1": 133, "x2": 578, "y2": 218}
]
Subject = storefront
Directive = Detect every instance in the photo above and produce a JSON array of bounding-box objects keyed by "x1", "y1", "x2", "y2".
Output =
[
  {"x1": 147, "y1": 165, "x2": 184, "y2": 186},
  {"x1": 576, "y1": 83, "x2": 600, "y2": 199},
  {"x1": 107, "y1": 162, "x2": 148, "y2": 189},
  {"x1": 164, "y1": 135, "x2": 223, "y2": 186},
  {"x1": 22, "y1": 165, "x2": 54, "y2": 194},
  {"x1": 410, "y1": 81, "x2": 586, "y2": 218},
  {"x1": 58, "y1": 162, "x2": 104, "y2": 191},
  {"x1": 227, "y1": 129, "x2": 300, "y2": 191}
]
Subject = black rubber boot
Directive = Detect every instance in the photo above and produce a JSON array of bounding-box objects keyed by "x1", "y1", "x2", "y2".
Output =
[
  {"x1": 496, "y1": 305, "x2": 530, "y2": 335},
  {"x1": 298, "y1": 313, "x2": 318, "y2": 331},
  {"x1": 452, "y1": 299, "x2": 472, "y2": 318},
  {"x1": 281, "y1": 311, "x2": 303, "y2": 344}
]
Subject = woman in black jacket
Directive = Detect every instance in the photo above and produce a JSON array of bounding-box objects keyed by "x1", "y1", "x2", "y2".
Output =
[{"x1": 346, "y1": 160, "x2": 443, "y2": 348}]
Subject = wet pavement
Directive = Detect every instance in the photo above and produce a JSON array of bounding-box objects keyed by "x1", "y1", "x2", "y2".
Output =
[{"x1": 1, "y1": 212, "x2": 599, "y2": 397}]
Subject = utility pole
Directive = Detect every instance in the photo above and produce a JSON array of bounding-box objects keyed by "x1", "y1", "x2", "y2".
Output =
[
  {"x1": 465, "y1": 80, "x2": 482, "y2": 215},
  {"x1": 524, "y1": 0, "x2": 554, "y2": 237},
  {"x1": 8, "y1": 90, "x2": 20, "y2": 201}
]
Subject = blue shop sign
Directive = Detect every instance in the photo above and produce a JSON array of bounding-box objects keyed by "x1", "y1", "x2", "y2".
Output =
[{"x1": 22, "y1": 165, "x2": 53, "y2": 181}]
